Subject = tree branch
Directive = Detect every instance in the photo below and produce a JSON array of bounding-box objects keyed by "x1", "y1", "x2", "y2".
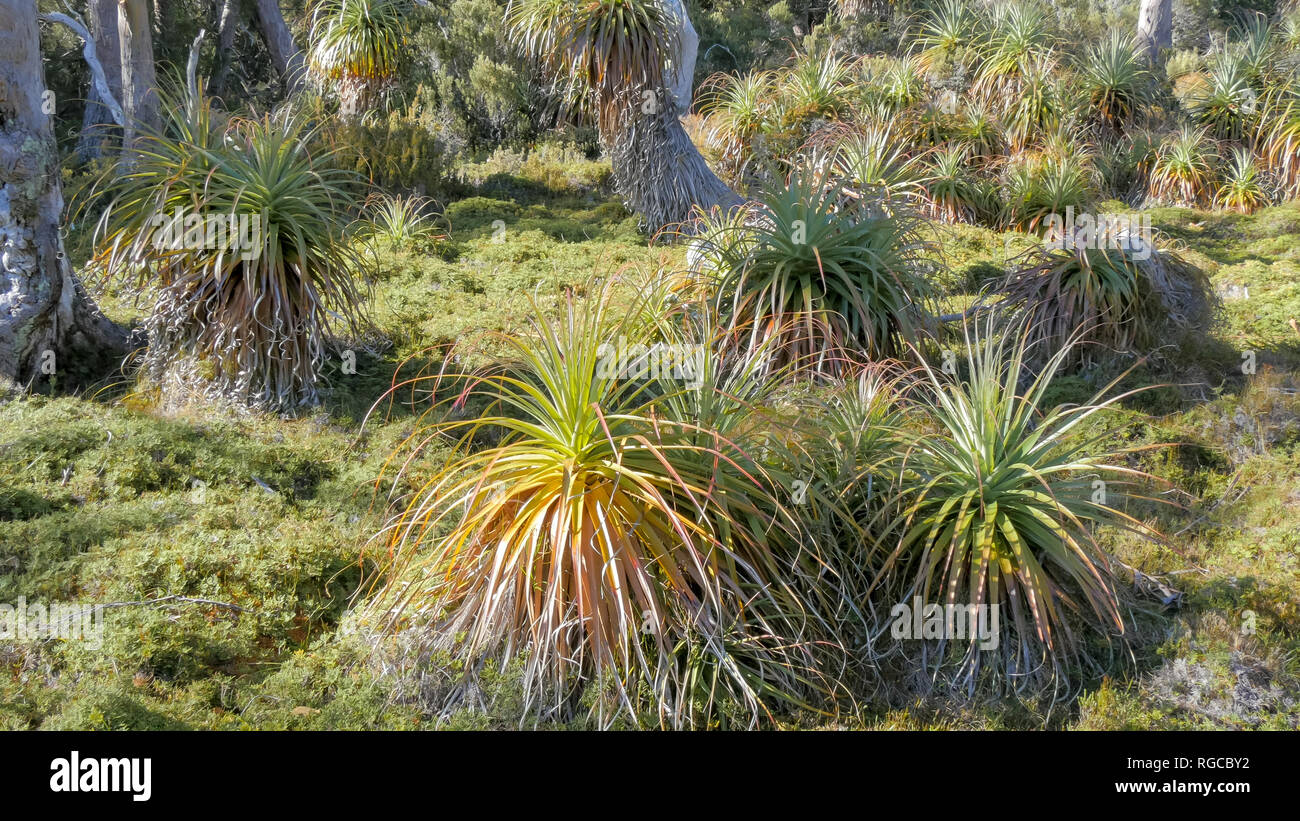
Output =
[
  {"x1": 936, "y1": 303, "x2": 992, "y2": 324},
  {"x1": 187, "y1": 28, "x2": 207, "y2": 100},
  {"x1": 40, "y1": 11, "x2": 125, "y2": 127}
]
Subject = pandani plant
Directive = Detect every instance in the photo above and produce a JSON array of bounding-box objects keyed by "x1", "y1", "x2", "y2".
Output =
[{"x1": 91, "y1": 87, "x2": 368, "y2": 410}]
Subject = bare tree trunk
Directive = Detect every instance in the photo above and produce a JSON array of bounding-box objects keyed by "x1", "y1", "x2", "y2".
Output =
[
  {"x1": 661, "y1": 0, "x2": 698, "y2": 114},
  {"x1": 118, "y1": 0, "x2": 159, "y2": 149},
  {"x1": 1136, "y1": 0, "x2": 1172, "y2": 64},
  {"x1": 187, "y1": 28, "x2": 207, "y2": 100},
  {"x1": 211, "y1": 0, "x2": 242, "y2": 98},
  {"x1": 251, "y1": 0, "x2": 305, "y2": 92},
  {"x1": 0, "y1": 0, "x2": 127, "y2": 390},
  {"x1": 75, "y1": 0, "x2": 123, "y2": 161}
]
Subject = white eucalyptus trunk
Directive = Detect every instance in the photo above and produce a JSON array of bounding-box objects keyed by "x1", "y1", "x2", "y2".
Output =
[
  {"x1": 74, "y1": 0, "x2": 124, "y2": 160},
  {"x1": 1136, "y1": 0, "x2": 1172, "y2": 64},
  {"x1": 0, "y1": 0, "x2": 126, "y2": 389},
  {"x1": 118, "y1": 0, "x2": 159, "y2": 149}
]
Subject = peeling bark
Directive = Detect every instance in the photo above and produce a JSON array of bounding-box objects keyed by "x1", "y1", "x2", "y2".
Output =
[
  {"x1": 0, "y1": 0, "x2": 127, "y2": 389},
  {"x1": 661, "y1": 0, "x2": 697, "y2": 114}
]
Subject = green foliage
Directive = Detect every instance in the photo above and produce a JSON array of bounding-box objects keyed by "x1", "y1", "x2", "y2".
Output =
[
  {"x1": 707, "y1": 168, "x2": 936, "y2": 370},
  {"x1": 1216, "y1": 146, "x2": 1270, "y2": 212},
  {"x1": 1002, "y1": 151, "x2": 1093, "y2": 232},
  {"x1": 692, "y1": 1, "x2": 806, "y2": 78},
  {"x1": 352, "y1": 193, "x2": 446, "y2": 253},
  {"x1": 361, "y1": 284, "x2": 844, "y2": 727},
  {"x1": 916, "y1": 0, "x2": 983, "y2": 72},
  {"x1": 309, "y1": 0, "x2": 415, "y2": 114},
  {"x1": 457, "y1": 141, "x2": 613, "y2": 199},
  {"x1": 924, "y1": 144, "x2": 994, "y2": 224},
  {"x1": 91, "y1": 89, "x2": 368, "y2": 410},
  {"x1": 827, "y1": 124, "x2": 928, "y2": 204},
  {"x1": 971, "y1": 2, "x2": 1056, "y2": 106},
  {"x1": 699, "y1": 69, "x2": 776, "y2": 187},
  {"x1": 321, "y1": 88, "x2": 454, "y2": 193},
  {"x1": 1149, "y1": 127, "x2": 1218, "y2": 207},
  {"x1": 1079, "y1": 32, "x2": 1152, "y2": 133},
  {"x1": 415, "y1": 0, "x2": 555, "y2": 149},
  {"x1": 0, "y1": 395, "x2": 393, "y2": 730},
  {"x1": 1186, "y1": 52, "x2": 1258, "y2": 140},
  {"x1": 22, "y1": 0, "x2": 1300, "y2": 731},
  {"x1": 875, "y1": 321, "x2": 1159, "y2": 690},
  {"x1": 995, "y1": 236, "x2": 1213, "y2": 366},
  {"x1": 507, "y1": 0, "x2": 673, "y2": 131}
]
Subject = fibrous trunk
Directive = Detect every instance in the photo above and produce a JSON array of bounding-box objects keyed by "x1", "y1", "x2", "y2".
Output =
[{"x1": 602, "y1": 89, "x2": 744, "y2": 232}]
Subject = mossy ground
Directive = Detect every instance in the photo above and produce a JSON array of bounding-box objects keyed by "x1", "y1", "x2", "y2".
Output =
[{"x1": 4, "y1": 152, "x2": 1299, "y2": 729}]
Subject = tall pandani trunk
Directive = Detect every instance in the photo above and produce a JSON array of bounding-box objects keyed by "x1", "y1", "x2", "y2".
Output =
[
  {"x1": 337, "y1": 76, "x2": 367, "y2": 120},
  {"x1": 601, "y1": 88, "x2": 744, "y2": 233}
]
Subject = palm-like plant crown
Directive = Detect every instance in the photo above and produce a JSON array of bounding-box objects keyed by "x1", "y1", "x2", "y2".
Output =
[
  {"x1": 93, "y1": 88, "x2": 367, "y2": 409},
  {"x1": 508, "y1": 0, "x2": 675, "y2": 130},
  {"x1": 309, "y1": 0, "x2": 411, "y2": 114}
]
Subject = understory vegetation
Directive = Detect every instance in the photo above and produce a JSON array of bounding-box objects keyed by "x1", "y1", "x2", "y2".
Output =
[
  {"x1": 6, "y1": 169, "x2": 1299, "y2": 728},
  {"x1": 6, "y1": 0, "x2": 1299, "y2": 729}
]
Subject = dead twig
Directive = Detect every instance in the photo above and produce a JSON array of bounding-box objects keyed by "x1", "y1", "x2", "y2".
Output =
[{"x1": 97, "y1": 594, "x2": 254, "y2": 614}]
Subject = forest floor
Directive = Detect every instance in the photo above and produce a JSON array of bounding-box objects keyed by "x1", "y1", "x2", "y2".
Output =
[{"x1": 3, "y1": 147, "x2": 1299, "y2": 729}]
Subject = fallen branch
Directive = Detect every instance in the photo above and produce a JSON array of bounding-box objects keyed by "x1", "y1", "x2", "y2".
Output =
[
  {"x1": 1115, "y1": 561, "x2": 1185, "y2": 609},
  {"x1": 97, "y1": 594, "x2": 254, "y2": 614},
  {"x1": 32, "y1": 595, "x2": 254, "y2": 635},
  {"x1": 935, "y1": 302, "x2": 994, "y2": 324}
]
